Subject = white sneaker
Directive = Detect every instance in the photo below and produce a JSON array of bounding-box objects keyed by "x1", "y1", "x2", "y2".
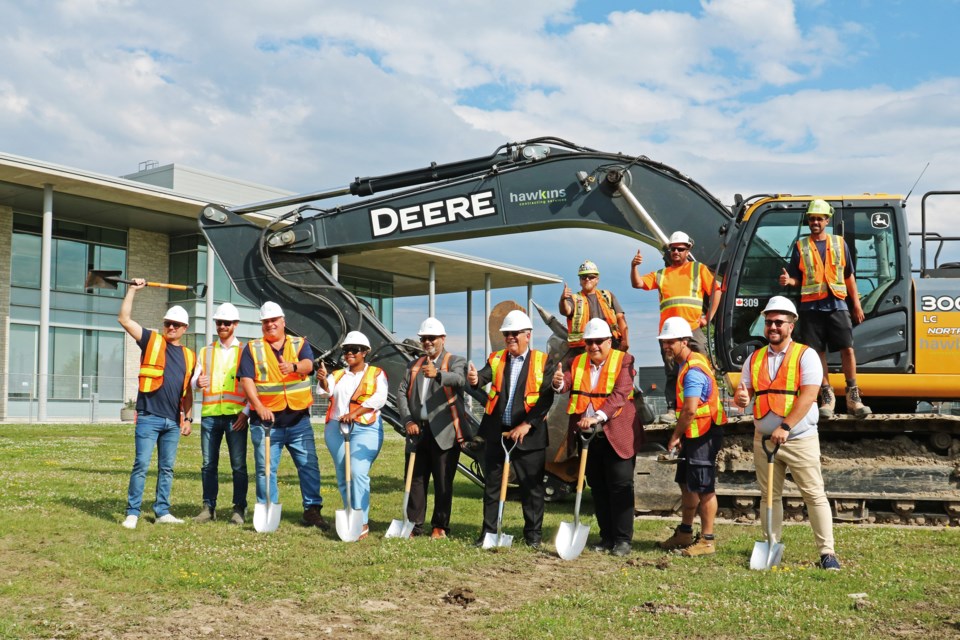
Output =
[
  {"x1": 156, "y1": 514, "x2": 184, "y2": 524},
  {"x1": 122, "y1": 515, "x2": 139, "y2": 529}
]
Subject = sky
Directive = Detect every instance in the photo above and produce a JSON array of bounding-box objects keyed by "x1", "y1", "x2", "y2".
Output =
[{"x1": 2, "y1": 0, "x2": 960, "y2": 367}]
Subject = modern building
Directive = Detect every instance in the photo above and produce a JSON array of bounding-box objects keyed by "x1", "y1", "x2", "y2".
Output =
[{"x1": 0, "y1": 152, "x2": 560, "y2": 423}]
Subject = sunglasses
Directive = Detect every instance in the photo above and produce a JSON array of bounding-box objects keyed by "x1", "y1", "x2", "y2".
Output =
[
  {"x1": 579, "y1": 274, "x2": 597, "y2": 280},
  {"x1": 163, "y1": 321, "x2": 186, "y2": 329},
  {"x1": 215, "y1": 320, "x2": 236, "y2": 327},
  {"x1": 419, "y1": 335, "x2": 441, "y2": 343},
  {"x1": 764, "y1": 319, "x2": 791, "y2": 328},
  {"x1": 584, "y1": 338, "x2": 608, "y2": 346},
  {"x1": 668, "y1": 246, "x2": 689, "y2": 253},
  {"x1": 502, "y1": 331, "x2": 526, "y2": 338},
  {"x1": 806, "y1": 216, "x2": 828, "y2": 223},
  {"x1": 342, "y1": 345, "x2": 365, "y2": 354}
]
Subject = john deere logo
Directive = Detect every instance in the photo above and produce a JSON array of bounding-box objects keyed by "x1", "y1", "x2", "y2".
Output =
[{"x1": 369, "y1": 190, "x2": 497, "y2": 238}]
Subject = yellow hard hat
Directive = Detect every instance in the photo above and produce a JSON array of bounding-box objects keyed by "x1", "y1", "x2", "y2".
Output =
[
  {"x1": 806, "y1": 199, "x2": 834, "y2": 217},
  {"x1": 577, "y1": 260, "x2": 600, "y2": 276}
]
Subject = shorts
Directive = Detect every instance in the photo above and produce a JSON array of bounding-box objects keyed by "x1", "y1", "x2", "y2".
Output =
[
  {"x1": 797, "y1": 310, "x2": 853, "y2": 352},
  {"x1": 675, "y1": 426, "x2": 723, "y2": 494}
]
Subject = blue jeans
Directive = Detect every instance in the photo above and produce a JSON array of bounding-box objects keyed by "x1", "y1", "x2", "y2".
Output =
[
  {"x1": 250, "y1": 415, "x2": 323, "y2": 509},
  {"x1": 324, "y1": 419, "x2": 384, "y2": 525},
  {"x1": 200, "y1": 414, "x2": 249, "y2": 510},
  {"x1": 126, "y1": 413, "x2": 181, "y2": 517}
]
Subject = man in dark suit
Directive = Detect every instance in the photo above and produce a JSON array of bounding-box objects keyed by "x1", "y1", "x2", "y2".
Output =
[
  {"x1": 397, "y1": 317, "x2": 468, "y2": 539},
  {"x1": 468, "y1": 310, "x2": 555, "y2": 548},
  {"x1": 552, "y1": 318, "x2": 644, "y2": 556}
]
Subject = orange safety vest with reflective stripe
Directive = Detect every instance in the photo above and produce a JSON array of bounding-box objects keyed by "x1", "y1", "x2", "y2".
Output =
[
  {"x1": 138, "y1": 332, "x2": 196, "y2": 397},
  {"x1": 655, "y1": 262, "x2": 708, "y2": 329},
  {"x1": 407, "y1": 352, "x2": 463, "y2": 442},
  {"x1": 749, "y1": 342, "x2": 808, "y2": 419},
  {"x1": 798, "y1": 235, "x2": 847, "y2": 302},
  {"x1": 484, "y1": 349, "x2": 546, "y2": 415},
  {"x1": 249, "y1": 337, "x2": 313, "y2": 411},
  {"x1": 326, "y1": 365, "x2": 384, "y2": 425},
  {"x1": 566, "y1": 290, "x2": 621, "y2": 347},
  {"x1": 199, "y1": 341, "x2": 245, "y2": 417},
  {"x1": 676, "y1": 352, "x2": 725, "y2": 439},
  {"x1": 566, "y1": 350, "x2": 632, "y2": 418}
]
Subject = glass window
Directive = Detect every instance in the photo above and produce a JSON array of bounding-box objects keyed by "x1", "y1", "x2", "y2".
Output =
[
  {"x1": 842, "y1": 207, "x2": 899, "y2": 315},
  {"x1": 53, "y1": 239, "x2": 89, "y2": 293},
  {"x1": 8, "y1": 324, "x2": 38, "y2": 399},
  {"x1": 94, "y1": 332, "x2": 125, "y2": 400},
  {"x1": 50, "y1": 327, "x2": 83, "y2": 399},
  {"x1": 11, "y1": 233, "x2": 42, "y2": 288}
]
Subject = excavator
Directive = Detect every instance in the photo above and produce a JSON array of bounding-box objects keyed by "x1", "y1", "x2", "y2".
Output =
[{"x1": 198, "y1": 137, "x2": 960, "y2": 525}]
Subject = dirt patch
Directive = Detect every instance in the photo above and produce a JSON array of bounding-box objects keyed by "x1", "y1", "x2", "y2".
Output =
[{"x1": 443, "y1": 587, "x2": 477, "y2": 608}]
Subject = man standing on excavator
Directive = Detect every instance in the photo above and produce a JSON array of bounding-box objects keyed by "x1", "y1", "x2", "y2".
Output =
[
  {"x1": 778, "y1": 199, "x2": 871, "y2": 418},
  {"x1": 558, "y1": 260, "x2": 629, "y2": 358},
  {"x1": 630, "y1": 231, "x2": 720, "y2": 423}
]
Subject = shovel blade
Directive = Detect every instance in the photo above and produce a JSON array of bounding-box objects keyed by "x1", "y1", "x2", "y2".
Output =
[
  {"x1": 384, "y1": 518, "x2": 406, "y2": 539},
  {"x1": 750, "y1": 540, "x2": 785, "y2": 570},
  {"x1": 253, "y1": 502, "x2": 282, "y2": 533},
  {"x1": 335, "y1": 508, "x2": 364, "y2": 542},
  {"x1": 84, "y1": 269, "x2": 123, "y2": 290},
  {"x1": 481, "y1": 531, "x2": 513, "y2": 549},
  {"x1": 555, "y1": 520, "x2": 590, "y2": 561}
]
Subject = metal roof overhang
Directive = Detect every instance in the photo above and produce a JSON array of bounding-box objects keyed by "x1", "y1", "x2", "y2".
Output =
[{"x1": 0, "y1": 152, "x2": 560, "y2": 295}]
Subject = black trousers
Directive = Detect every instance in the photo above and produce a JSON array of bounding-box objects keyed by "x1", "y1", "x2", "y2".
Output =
[
  {"x1": 482, "y1": 440, "x2": 545, "y2": 543},
  {"x1": 585, "y1": 435, "x2": 636, "y2": 544},
  {"x1": 405, "y1": 425, "x2": 461, "y2": 533}
]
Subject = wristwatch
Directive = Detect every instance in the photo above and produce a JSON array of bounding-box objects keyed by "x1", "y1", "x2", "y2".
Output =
[
  {"x1": 779, "y1": 421, "x2": 791, "y2": 432},
  {"x1": 185, "y1": 417, "x2": 193, "y2": 423}
]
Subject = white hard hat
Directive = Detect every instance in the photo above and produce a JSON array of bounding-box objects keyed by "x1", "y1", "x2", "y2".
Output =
[
  {"x1": 763, "y1": 295, "x2": 798, "y2": 317},
  {"x1": 163, "y1": 305, "x2": 189, "y2": 325},
  {"x1": 657, "y1": 317, "x2": 693, "y2": 340},
  {"x1": 259, "y1": 301, "x2": 285, "y2": 320},
  {"x1": 663, "y1": 231, "x2": 694, "y2": 249},
  {"x1": 342, "y1": 330, "x2": 371, "y2": 350},
  {"x1": 212, "y1": 302, "x2": 240, "y2": 322},
  {"x1": 577, "y1": 260, "x2": 600, "y2": 276},
  {"x1": 417, "y1": 317, "x2": 446, "y2": 336},
  {"x1": 582, "y1": 317, "x2": 612, "y2": 340},
  {"x1": 500, "y1": 310, "x2": 533, "y2": 332}
]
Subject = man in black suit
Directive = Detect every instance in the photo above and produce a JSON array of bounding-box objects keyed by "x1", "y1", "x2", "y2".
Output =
[
  {"x1": 468, "y1": 310, "x2": 555, "y2": 548},
  {"x1": 397, "y1": 317, "x2": 468, "y2": 539}
]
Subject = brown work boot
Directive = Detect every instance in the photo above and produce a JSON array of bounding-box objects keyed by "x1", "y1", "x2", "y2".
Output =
[
  {"x1": 818, "y1": 385, "x2": 835, "y2": 420},
  {"x1": 658, "y1": 527, "x2": 694, "y2": 550},
  {"x1": 193, "y1": 505, "x2": 215, "y2": 523},
  {"x1": 431, "y1": 527, "x2": 447, "y2": 540},
  {"x1": 301, "y1": 506, "x2": 330, "y2": 531},
  {"x1": 681, "y1": 535, "x2": 716, "y2": 557},
  {"x1": 845, "y1": 386, "x2": 872, "y2": 418}
]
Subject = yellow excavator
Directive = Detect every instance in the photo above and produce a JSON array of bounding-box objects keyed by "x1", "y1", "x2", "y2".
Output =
[{"x1": 198, "y1": 137, "x2": 960, "y2": 524}]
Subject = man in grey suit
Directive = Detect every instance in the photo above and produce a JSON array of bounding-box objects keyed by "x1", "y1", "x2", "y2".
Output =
[{"x1": 397, "y1": 317, "x2": 468, "y2": 539}]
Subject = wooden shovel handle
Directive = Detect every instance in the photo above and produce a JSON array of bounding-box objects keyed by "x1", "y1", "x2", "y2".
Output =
[
  {"x1": 498, "y1": 459, "x2": 511, "y2": 503},
  {"x1": 145, "y1": 281, "x2": 189, "y2": 291},
  {"x1": 403, "y1": 452, "x2": 417, "y2": 493},
  {"x1": 575, "y1": 447, "x2": 589, "y2": 493}
]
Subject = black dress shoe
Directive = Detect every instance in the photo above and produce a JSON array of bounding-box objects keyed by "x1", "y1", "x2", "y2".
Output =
[
  {"x1": 591, "y1": 540, "x2": 614, "y2": 553},
  {"x1": 473, "y1": 535, "x2": 488, "y2": 548},
  {"x1": 611, "y1": 541, "x2": 632, "y2": 557},
  {"x1": 525, "y1": 538, "x2": 542, "y2": 549}
]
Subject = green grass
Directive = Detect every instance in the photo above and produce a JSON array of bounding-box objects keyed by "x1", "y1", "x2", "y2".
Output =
[{"x1": 0, "y1": 424, "x2": 958, "y2": 639}]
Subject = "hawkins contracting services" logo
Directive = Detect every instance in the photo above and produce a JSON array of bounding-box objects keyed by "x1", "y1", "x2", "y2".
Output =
[{"x1": 509, "y1": 188, "x2": 566, "y2": 206}]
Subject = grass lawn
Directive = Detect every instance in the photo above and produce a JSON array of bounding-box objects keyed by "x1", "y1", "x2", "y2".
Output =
[{"x1": 0, "y1": 423, "x2": 958, "y2": 639}]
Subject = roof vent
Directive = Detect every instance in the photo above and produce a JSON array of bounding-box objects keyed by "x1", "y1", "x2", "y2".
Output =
[{"x1": 138, "y1": 160, "x2": 159, "y2": 172}]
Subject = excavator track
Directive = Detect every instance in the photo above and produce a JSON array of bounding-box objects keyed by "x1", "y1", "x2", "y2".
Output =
[{"x1": 636, "y1": 413, "x2": 960, "y2": 527}]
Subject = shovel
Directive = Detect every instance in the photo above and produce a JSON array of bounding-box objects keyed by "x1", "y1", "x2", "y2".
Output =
[
  {"x1": 85, "y1": 269, "x2": 208, "y2": 298},
  {"x1": 482, "y1": 437, "x2": 519, "y2": 549},
  {"x1": 253, "y1": 421, "x2": 282, "y2": 533},
  {"x1": 750, "y1": 436, "x2": 785, "y2": 570},
  {"x1": 555, "y1": 427, "x2": 599, "y2": 561},
  {"x1": 335, "y1": 421, "x2": 365, "y2": 542},
  {"x1": 385, "y1": 437, "x2": 417, "y2": 539}
]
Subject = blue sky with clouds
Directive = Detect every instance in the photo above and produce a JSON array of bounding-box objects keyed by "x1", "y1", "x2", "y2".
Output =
[{"x1": 2, "y1": 0, "x2": 959, "y2": 366}]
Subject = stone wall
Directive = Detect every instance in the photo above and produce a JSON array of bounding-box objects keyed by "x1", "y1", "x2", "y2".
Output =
[{"x1": 122, "y1": 228, "x2": 172, "y2": 404}]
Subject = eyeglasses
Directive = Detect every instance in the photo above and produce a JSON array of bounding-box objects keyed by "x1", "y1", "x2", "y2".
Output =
[
  {"x1": 806, "y1": 216, "x2": 828, "y2": 223},
  {"x1": 342, "y1": 345, "x2": 365, "y2": 354},
  {"x1": 579, "y1": 274, "x2": 597, "y2": 280},
  {"x1": 502, "y1": 331, "x2": 526, "y2": 338},
  {"x1": 764, "y1": 319, "x2": 791, "y2": 328},
  {"x1": 215, "y1": 320, "x2": 236, "y2": 327},
  {"x1": 668, "y1": 246, "x2": 689, "y2": 253},
  {"x1": 163, "y1": 321, "x2": 186, "y2": 329},
  {"x1": 419, "y1": 335, "x2": 441, "y2": 343},
  {"x1": 584, "y1": 338, "x2": 609, "y2": 346}
]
